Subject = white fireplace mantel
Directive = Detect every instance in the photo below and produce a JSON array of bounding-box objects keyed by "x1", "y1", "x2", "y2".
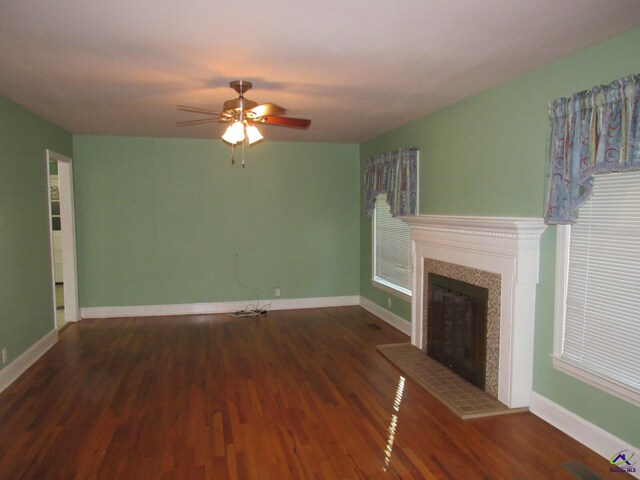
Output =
[{"x1": 400, "y1": 214, "x2": 546, "y2": 408}]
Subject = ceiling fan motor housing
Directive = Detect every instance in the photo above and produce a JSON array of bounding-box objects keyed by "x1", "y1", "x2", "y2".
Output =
[
  {"x1": 223, "y1": 97, "x2": 258, "y2": 112},
  {"x1": 178, "y1": 79, "x2": 310, "y2": 130}
]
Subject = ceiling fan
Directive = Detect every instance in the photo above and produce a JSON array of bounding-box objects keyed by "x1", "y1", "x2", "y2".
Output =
[{"x1": 177, "y1": 80, "x2": 311, "y2": 158}]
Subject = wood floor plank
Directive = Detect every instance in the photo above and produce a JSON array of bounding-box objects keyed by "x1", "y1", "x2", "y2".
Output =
[{"x1": 0, "y1": 306, "x2": 629, "y2": 479}]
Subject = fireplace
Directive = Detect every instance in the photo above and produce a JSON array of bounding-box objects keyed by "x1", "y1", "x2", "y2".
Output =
[
  {"x1": 424, "y1": 261, "x2": 501, "y2": 396},
  {"x1": 427, "y1": 273, "x2": 488, "y2": 389},
  {"x1": 401, "y1": 214, "x2": 546, "y2": 408}
]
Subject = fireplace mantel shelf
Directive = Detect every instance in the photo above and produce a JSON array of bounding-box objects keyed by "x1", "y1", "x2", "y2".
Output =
[{"x1": 399, "y1": 215, "x2": 546, "y2": 239}]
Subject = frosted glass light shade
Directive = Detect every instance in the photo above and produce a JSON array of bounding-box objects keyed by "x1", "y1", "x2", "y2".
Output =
[
  {"x1": 222, "y1": 125, "x2": 237, "y2": 144},
  {"x1": 222, "y1": 121, "x2": 245, "y2": 144},
  {"x1": 246, "y1": 125, "x2": 264, "y2": 145}
]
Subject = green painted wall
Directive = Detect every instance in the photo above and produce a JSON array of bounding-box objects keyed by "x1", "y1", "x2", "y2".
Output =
[
  {"x1": 73, "y1": 136, "x2": 360, "y2": 307},
  {"x1": 0, "y1": 96, "x2": 72, "y2": 370},
  {"x1": 360, "y1": 27, "x2": 640, "y2": 446}
]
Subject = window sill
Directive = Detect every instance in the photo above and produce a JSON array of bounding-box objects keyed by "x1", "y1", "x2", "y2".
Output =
[
  {"x1": 551, "y1": 355, "x2": 640, "y2": 408},
  {"x1": 371, "y1": 279, "x2": 411, "y2": 302}
]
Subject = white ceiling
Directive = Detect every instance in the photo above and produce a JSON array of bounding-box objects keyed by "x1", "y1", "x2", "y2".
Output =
[{"x1": 1, "y1": 0, "x2": 639, "y2": 143}]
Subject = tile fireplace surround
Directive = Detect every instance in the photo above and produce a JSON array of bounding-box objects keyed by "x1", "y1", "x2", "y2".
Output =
[{"x1": 400, "y1": 215, "x2": 546, "y2": 408}]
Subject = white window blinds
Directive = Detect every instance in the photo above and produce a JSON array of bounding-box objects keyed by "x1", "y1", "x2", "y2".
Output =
[
  {"x1": 563, "y1": 170, "x2": 640, "y2": 392},
  {"x1": 374, "y1": 193, "x2": 412, "y2": 295}
]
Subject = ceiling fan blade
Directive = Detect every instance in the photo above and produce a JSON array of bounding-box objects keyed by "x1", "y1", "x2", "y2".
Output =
[
  {"x1": 246, "y1": 103, "x2": 286, "y2": 118},
  {"x1": 261, "y1": 116, "x2": 311, "y2": 129},
  {"x1": 177, "y1": 118, "x2": 219, "y2": 127},
  {"x1": 177, "y1": 105, "x2": 219, "y2": 115}
]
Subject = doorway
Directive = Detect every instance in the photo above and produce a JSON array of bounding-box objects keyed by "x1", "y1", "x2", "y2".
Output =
[{"x1": 47, "y1": 150, "x2": 80, "y2": 329}]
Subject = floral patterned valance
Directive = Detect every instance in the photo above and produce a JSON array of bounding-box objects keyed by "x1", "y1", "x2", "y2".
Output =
[
  {"x1": 544, "y1": 74, "x2": 640, "y2": 224},
  {"x1": 363, "y1": 147, "x2": 418, "y2": 217}
]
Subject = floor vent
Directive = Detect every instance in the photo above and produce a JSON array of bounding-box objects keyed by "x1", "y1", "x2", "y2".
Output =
[
  {"x1": 561, "y1": 461, "x2": 603, "y2": 480},
  {"x1": 366, "y1": 323, "x2": 382, "y2": 330}
]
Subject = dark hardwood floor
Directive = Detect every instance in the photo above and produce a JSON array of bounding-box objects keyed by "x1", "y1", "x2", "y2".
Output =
[{"x1": 0, "y1": 306, "x2": 623, "y2": 479}]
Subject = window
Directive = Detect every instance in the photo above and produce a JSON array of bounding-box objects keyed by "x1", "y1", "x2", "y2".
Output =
[
  {"x1": 373, "y1": 193, "x2": 412, "y2": 298},
  {"x1": 553, "y1": 171, "x2": 640, "y2": 406},
  {"x1": 50, "y1": 175, "x2": 61, "y2": 231}
]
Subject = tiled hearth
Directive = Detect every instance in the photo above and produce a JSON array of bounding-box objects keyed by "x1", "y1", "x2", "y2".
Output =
[{"x1": 401, "y1": 215, "x2": 546, "y2": 408}]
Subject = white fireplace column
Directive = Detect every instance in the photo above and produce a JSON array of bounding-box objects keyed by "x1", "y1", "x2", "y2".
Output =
[{"x1": 400, "y1": 215, "x2": 546, "y2": 408}]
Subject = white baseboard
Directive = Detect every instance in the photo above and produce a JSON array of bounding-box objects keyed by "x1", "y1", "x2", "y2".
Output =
[
  {"x1": 530, "y1": 392, "x2": 640, "y2": 479},
  {"x1": 0, "y1": 329, "x2": 58, "y2": 394},
  {"x1": 270, "y1": 295, "x2": 360, "y2": 310},
  {"x1": 80, "y1": 295, "x2": 361, "y2": 319},
  {"x1": 359, "y1": 296, "x2": 411, "y2": 336}
]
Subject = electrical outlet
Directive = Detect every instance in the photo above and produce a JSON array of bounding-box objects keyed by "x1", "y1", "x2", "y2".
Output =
[
  {"x1": 387, "y1": 297, "x2": 392, "y2": 308},
  {"x1": 1, "y1": 348, "x2": 6, "y2": 364},
  {"x1": 275, "y1": 287, "x2": 281, "y2": 297}
]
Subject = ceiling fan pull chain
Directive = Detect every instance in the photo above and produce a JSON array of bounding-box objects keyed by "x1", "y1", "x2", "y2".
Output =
[
  {"x1": 241, "y1": 140, "x2": 246, "y2": 168},
  {"x1": 230, "y1": 143, "x2": 235, "y2": 165}
]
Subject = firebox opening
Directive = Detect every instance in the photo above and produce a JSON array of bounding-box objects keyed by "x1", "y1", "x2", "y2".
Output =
[{"x1": 427, "y1": 273, "x2": 488, "y2": 390}]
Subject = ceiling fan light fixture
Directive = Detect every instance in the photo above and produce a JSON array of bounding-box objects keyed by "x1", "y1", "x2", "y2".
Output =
[
  {"x1": 246, "y1": 125, "x2": 264, "y2": 145},
  {"x1": 222, "y1": 124, "x2": 237, "y2": 144},
  {"x1": 231, "y1": 121, "x2": 245, "y2": 142},
  {"x1": 222, "y1": 121, "x2": 245, "y2": 144}
]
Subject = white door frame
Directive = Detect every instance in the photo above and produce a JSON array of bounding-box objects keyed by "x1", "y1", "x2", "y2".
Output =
[{"x1": 46, "y1": 150, "x2": 80, "y2": 324}]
